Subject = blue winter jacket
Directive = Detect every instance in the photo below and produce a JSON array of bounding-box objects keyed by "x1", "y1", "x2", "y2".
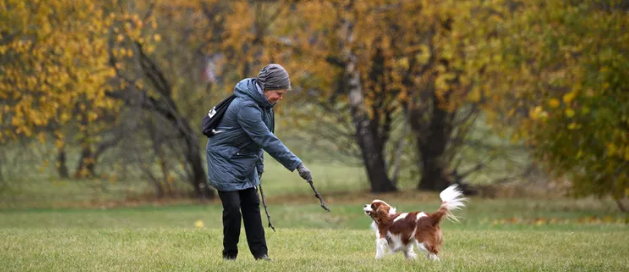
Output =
[{"x1": 205, "y1": 78, "x2": 302, "y2": 191}]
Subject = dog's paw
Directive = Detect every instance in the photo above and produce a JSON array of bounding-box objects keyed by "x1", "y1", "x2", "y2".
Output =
[
  {"x1": 405, "y1": 251, "x2": 417, "y2": 260},
  {"x1": 429, "y1": 254, "x2": 440, "y2": 261}
]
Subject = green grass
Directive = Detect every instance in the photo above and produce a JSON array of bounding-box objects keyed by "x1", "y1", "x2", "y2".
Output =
[
  {"x1": 1, "y1": 160, "x2": 628, "y2": 271},
  {"x1": 0, "y1": 228, "x2": 627, "y2": 272},
  {"x1": 0, "y1": 159, "x2": 368, "y2": 209},
  {"x1": 1, "y1": 193, "x2": 627, "y2": 229},
  {"x1": 1, "y1": 197, "x2": 628, "y2": 271}
]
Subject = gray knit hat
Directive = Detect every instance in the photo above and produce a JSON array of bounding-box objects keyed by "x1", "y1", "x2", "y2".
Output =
[{"x1": 257, "y1": 64, "x2": 291, "y2": 91}]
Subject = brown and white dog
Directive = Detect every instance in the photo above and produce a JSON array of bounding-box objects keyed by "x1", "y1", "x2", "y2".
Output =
[{"x1": 363, "y1": 185, "x2": 466, "y2": 261}]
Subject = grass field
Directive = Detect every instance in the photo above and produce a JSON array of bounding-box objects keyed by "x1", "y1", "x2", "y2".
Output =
[
  {"x1": 1, "y1": 159, "x2": 628, "y2": 271},
  {"x1": 1, "y1": 228, "x2": 627, "y2": 272},
  {"x1": 0, "y1": 159, "x2": 369, "y2": 209},
  {"x1": 1, "y1": 195, "x2": 628, "y2": 271}
]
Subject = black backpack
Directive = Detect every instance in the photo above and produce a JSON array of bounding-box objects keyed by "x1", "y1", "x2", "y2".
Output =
[{"x1": 202, "y1": 94, "x2": 237, "y2": 137}]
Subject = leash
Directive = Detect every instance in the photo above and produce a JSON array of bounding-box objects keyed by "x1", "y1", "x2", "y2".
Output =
[
  {"x1": 258, "y1": 183, "x2": 276, "y2": 232},
  {"x1": 258, "y1": 177, "x2": 330, "y2": 232}
]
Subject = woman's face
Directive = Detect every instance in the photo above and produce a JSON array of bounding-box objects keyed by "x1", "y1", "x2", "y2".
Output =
[{"x1": 264, "y1": 90, "x2": 287, "y2": 104}]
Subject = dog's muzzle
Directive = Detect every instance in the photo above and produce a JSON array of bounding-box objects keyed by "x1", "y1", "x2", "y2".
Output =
[{"x1": 363, "y1": 204, "x2": 373, "y2": 215}]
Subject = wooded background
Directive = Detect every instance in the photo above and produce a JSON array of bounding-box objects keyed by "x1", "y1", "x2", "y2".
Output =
[{"x1": 1, "y1": 0, "x2": 627, "y2": 210}]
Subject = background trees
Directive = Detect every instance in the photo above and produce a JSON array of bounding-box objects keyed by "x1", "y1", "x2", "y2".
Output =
[
  {"x1": 478, "y1": 0, "x2": 629, "y2": 209},
  {"x1": 0, "y1": 0, "x2": 626, "y2": 205}
]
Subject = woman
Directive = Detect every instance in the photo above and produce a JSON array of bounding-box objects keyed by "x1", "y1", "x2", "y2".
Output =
[{"x1": 205, "y1": 64, "x2": 312, "y2": 261}]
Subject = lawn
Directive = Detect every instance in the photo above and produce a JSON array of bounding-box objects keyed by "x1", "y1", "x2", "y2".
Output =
[
  {"x1": 1, "y1": 228, "x2": 627, "y2": 272},
  {"x1": 1, "y1": 159, "x2": 628, "y2": 271},
  {"x1": 1, "y1": 194, "x2": 628, "y2": 271},
  {"x1": 0, "y1": 159, "x2": 369, "y2": 209}
]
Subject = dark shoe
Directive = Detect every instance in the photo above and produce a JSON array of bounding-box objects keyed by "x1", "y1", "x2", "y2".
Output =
[
  {"x1": 255, "y1": 255, "x2": 271, "y2": 261},
  {"x1": 222, "y1": 249, "x2": 237, "y2": 260},
  {"x1": 223, "y1": 256, "x2": 236, "y2": 261}
]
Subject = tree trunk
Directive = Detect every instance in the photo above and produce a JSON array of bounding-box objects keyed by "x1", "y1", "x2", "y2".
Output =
[
  {"x1": 57, "y1": 146, "x2": 69, "y2": 179},
  {"x1": 0, "y1": 152, "x2": 4, "y2": 182},
  {"x1": 418, "y1": 154, "x2": 450, "y2": 191},
  {"x1": 74, "y1": 107, "x2": 96, "y2": 178},
  {"x1": 362, "y1": 143, "x2": 396, "y2": 193},
  {"x1": 75, "y1": 143, "x2": 95, "y2": 178},
  {"x1": 183, "y1": 130, "x2": 214, "y2": 200},
  {"x1": 412, "y1": 92, "x2": 453, "y2": 191},
  {"x1": 346, "y1": 52, "x2": 397, "y2": 193}
]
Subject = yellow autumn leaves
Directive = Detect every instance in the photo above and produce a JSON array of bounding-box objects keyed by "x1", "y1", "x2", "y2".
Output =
[
  {"x1": 0, "y1": 1, "x2": 112, "y2": 139},
  {"x1": 500, "y1": 0, "x2": 629, "y2": 200},
  {"x1": 530, "y1": 90, "x2": 583, "y2": 130},
  {"x1": 0, "y1": 0, "x2": 160, "y2": 142},
  {"x1": 606, "y1": 141, "x2": 629, "y2": 161}
]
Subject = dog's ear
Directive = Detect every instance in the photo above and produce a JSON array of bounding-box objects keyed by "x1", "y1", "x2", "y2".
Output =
[{"x1": 375, "y1": 204, "x2": 390, "y2": 221}]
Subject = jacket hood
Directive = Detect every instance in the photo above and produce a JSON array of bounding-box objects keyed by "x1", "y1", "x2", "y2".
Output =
[{"x1": 234, "y1": 78, "x2": 274, "y2": 108}]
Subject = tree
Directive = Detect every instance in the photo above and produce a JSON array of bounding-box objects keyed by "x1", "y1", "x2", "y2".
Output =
[
  {"x1": 0, "y1": 0, "x2": 129, "y2": 181},
  {"x1": 0, "y1": 0, "x2": 118, "y2": 142},
  {"x1": 282, "y1": 0, "x2": 498, "y2": 192},
  {"x1": 132, "y1": 0, "x2": 295, "y2": 198},
  {"x1": 398, "y1": 1, "x2": 483, "y2": 191},
  {"x1": 480, "y1": 0, "x2": 629, "y2": 209},
  {"x1": 0, "y1": 0, "x2": 216, "y2": 199},
  {"x1": 281, "y1": 0, "x2": 411, "y2": 193},
  {"x1": 104, "y1": 7, "x2": 215, "y2": 199},
  {"x1": 100, "y1": 0, "x2": 294, "y2": 199}
]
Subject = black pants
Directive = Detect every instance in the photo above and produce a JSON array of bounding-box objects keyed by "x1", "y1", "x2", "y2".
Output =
[{"x1": 218, "y1": 187, "x2": 267, "y2": 259}]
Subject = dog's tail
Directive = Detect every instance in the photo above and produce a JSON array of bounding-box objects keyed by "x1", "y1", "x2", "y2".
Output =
[{"x1": 431, "y1": 184, "x2": 467, "y2": 224}]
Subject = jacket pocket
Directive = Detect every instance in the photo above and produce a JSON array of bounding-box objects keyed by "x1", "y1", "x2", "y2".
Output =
[
  {"x1": 232, "y1": 152, "x2": 257, "y2": 158},
  {"x1": 230, "y1": 151, "x2": 258, "y2": 181}
]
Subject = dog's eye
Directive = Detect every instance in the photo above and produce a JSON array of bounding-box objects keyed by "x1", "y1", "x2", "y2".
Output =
[{"x1": 371, "y1": 204, "x2": 375, "y2": 209}]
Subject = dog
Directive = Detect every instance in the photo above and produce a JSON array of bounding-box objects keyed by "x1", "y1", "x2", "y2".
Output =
[{"x1": 363, "y1": 184, "x2": 466, "y2": 261}]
